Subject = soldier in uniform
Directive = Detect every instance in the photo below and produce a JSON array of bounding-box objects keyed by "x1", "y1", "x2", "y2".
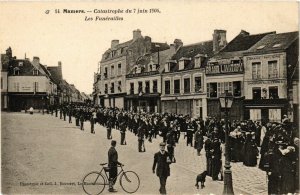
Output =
[
  {"x1": 107, "y1": 116, "x2": 113, "y2": 140},
  {"x1": 120, "y1": 118, "x2": 127, "y2": 145},
  {"x1": 186, "y1": 120, "x2": 194, "y2": 147},
  {"x1": 137, "y1": 119, "x2": 146, "y2": 152},
  {"x1": 79, "y1": 112, "x2": 85, "y2": 130},
  {"x1": 90, "y1": 115, "x2": 95, "y2": 134}
]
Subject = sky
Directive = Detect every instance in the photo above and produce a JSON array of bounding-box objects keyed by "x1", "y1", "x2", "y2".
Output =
[{"x1": 0, "y1": 1, "x2": 298, "y2": 94}]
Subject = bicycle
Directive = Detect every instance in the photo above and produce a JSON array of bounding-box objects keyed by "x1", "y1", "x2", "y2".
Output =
[{"x1": 82, "y1": 163, "x2": 140, "y2": 195}]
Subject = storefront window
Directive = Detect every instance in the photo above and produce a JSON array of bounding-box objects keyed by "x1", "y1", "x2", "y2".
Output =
[
  {"x1": 252, "y1": 87, "x2": 261, "y2": 100},
  {"x1": 217, "y1": 82, "x2": 232, "y2": 96},
  {"x1": 174, "y1": 79, "x2": 180, "y2": 94},
  {"x1": 269, "y1": 86, "x2": 279, "y2": 99},
  {"x1": 165, "y1": 80, "x2": 170, "y2": 94},
  {"x1": 184, "y1": 78, "x2": 190, "y2": 93}
]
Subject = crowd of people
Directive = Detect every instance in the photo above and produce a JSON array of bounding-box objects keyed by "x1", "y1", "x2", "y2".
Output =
[{"x1": 46, "y1": 103, "x2": 299, "y2": 194}]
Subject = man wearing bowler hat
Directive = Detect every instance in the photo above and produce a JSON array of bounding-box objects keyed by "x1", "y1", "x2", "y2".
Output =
[{"x1": 152, "y1": 142, "x2": 172, "y2": 194}]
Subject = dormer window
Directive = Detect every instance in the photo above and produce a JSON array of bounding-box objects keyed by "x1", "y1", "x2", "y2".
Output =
[
  {"x1": 134, "y1": 67, "x2": 138, "y2": 74},
  {"x1": 149, "y1": 65, "x2": 152, "y2": 71},
  {"x1": 165, "y1": 63, "x2": 170, "y2": 72},
  {"x1": 18, "y1": 62, "x2": 23, "y2": 67},
  {"x1": 33, "y1": 68, "x2": 39, "y2": 75},
  {"x1": 257, "y1": 45, "x2": 265, "y2": 50},
  {"x1": 179, "y1": 57, "x2": 191, "y2": 70},
  {"x1": 13, "y1": 67, "x2": 20, "y2": 75}
]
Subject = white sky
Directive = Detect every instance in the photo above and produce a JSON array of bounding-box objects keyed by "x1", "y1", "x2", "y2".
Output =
[{"x1": 0, "y1": 1, "x2": 298, "y2": 94}]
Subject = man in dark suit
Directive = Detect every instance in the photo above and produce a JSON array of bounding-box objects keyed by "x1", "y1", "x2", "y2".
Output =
[
  {"x1": 152, "y1": 142, "x2": 172, "y2": 194},
  {"x1": 108, "y1": 140, "x2": 123, "y2": 192}
]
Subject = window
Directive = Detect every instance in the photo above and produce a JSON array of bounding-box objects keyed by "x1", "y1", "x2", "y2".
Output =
[
  {"x1": 118, "y1": 63, "x2": 122, "y2": 75},
  {"x1": 1, "y1": 77, "x2": 3, "y2": 89},
  {"x1": 268, "y1": 61, "x2": 278, "y2": 78},
  {"x1": 33, "y1": 82, "x2": 38, "y2": 93},
  {"x1": 18, "y1": 62, "x2": 23, "y2": 66},
  {"x1": 111, "y1": 66, "x2": 115, "y2": 77},
  {"x1": 110, "y1": 83, "x2": 114, "y2": 93},
  {"x1": 252, "y1": 87, "x2": 261, "y2": 100},
  {"x1": 13, "y1": 67, "x2": 20, "y2": 75},
  {"x1": 145, "y1": 81, "x2": 150, "y2": 93},
  {"x1": 153, "y1": 80, "x2": 157, "y2": 93},
  {"x1": 118, "y1": 81, "x2": 122, "y2": 92},
  {"x1": 104, "y1": 67, "x2": 108, "y2": 78},
  {"x1": 217, "y1": 82, "x2": 232, "y2": 96},
  {"x1": 233, "y1": 81, "x2": 241, "y2": 97},
  {"x1": 33, "y1": 69, "x2": 39, "y2": 75},
  {"x1": 112, "y1": 51, "x2": 116, "y2": 57},
  {"x1": 269, "y1": 86, "x2": 279, "y2": 99},
  {"x1": 207, "y1": 83, "x2": 217, "y2": 97},
  {"x1": 130, "y1": 83, "x2": 134, "y2": 94},
  {"x1": 257, "y1": 45, "x2": 265, "y2": 50},
  {"x1": 165, "y1": 80, "x2": 170, "y2": 94},
  {"x1": 105, "y1": 84, "x2": 108, "y2": 94},
  {"x1": 194, "y1": 77, "x2": 202, "y2": 92},
  {"x1": 174, "y1": 79, "x2": 180, "y2": 94},
  {"x1": 149, "y1": 65, "x2": 152, "y2": 72},
  {"x1": 252, "y1": 62, "x2": 261, "y2": 79},
  {"x1": 138, "y1": 82, "x2": 143, "y2": 93},
  {"x1": 184, "y1": 78, "x2": 190, "y2": 93}
]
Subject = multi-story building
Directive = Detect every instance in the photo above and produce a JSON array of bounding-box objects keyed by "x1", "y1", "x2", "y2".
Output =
[
  {"x1": 243, "y1": 31, "x2": 299, "y2": 123},
  {"x1": 1, "y1": 47, "x2": 11, "y2": 110},
  {"x1": 6, "y1": 55, "x2": 57, "y2": 111},
  {"x1": 47, "y1": 61, "x2": 63, "y2": 104},
  {"x1": 206, "y1": 30, "x2": 273, "y2": 120},
  {"x1": 95, "y1": 29, "x2": 171, "y2": 109},
  {"x1": 125, "y1": 42, "x2": 173, "y2": 112},
  {"x1": 161, "y1": 36, "x2": 216, "y2": 118}
]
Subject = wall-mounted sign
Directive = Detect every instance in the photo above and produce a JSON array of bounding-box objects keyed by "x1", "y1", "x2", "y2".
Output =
[
  {"x1": 247, "y1": 79, "x2": 286, "y2": 85},
  {"x1": 21, "y1": 86, "x2": 32, "y2": 91},
  {"x1": 205, "y1": 62, "x2": 244, "y2": 75}
]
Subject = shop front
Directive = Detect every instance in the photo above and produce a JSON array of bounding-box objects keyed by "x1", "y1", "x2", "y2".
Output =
[{"x1": 125, "y1": 93, "x2": 160, "y2": 113}]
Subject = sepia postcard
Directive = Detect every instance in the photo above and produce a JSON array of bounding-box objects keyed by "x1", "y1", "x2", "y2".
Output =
[{"x1": 1, "y1": 1, "x2": 299, "y2": 194}]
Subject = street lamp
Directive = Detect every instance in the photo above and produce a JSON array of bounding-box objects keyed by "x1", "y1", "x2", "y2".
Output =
[
  {"x1": 219, "y1": 90, "x2": 234, "y2": 195},
  {"x1": 175, "y1": 96, "x2": 178, "y2": 114}
]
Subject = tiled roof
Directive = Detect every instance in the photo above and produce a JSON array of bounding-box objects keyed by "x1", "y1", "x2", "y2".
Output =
[
  {"x1": 47, "y1": 66, "x2": 63, "y2": 84},
  {"x1": 151, "y1": 42, "x2": 170, "y2": 53},
  {"x1": 162, "y1": 40, "x2": 213, "y2": 72},
  {"x1": 246, "y1": 31, "x2": 299, "y2": 54},
  {"x1": 220, "y1": 31, "x2": 275, "y2": 53},
  {"x1": 8, "y1": 59, "x2": 46, "y2": 76}
]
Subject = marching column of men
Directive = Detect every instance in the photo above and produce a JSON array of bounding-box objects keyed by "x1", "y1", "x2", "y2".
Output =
[{"x1": 46, "y1": 103, "x2": 299, "y2": 195}]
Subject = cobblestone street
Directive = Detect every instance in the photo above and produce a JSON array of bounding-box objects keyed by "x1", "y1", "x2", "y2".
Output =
[{"x1": 2, "y1": 112, "x2": 267, "y2": 194}]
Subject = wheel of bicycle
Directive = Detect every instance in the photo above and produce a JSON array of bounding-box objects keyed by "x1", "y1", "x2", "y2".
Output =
[
  {"x1": 119, "y1": 171, "x2": 140, "y2": 193},
  {"x1": 82, "y1": 171, "x2": 106, "y2": 195}
]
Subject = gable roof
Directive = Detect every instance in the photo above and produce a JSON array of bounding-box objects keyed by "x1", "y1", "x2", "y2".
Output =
[
  {"x1": 47, "y1": 66, "x2": 63, "y2": 84},
  {"x1": 8, "y1": 59, "x2": 47, "y2": 76},
  {"x1": 162, "y1": 40, "x2": 213, "y2": 72},
  {"x1": 246, "y1": 31, "x2": 299, "y2": 54},
  {"x1": 220, "y1": 31, "x2": 275, "y2": 53}
]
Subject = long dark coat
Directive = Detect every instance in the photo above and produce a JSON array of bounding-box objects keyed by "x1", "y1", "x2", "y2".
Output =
[{"x1": 152, "y1": 151, "x2": 171, "y2": 177}]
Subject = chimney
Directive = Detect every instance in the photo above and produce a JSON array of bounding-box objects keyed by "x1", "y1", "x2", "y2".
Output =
[
  {"x1": 174, "y1": 39, "x2": 183, "y2": 51},
  {"x1": 213, "y1": 29, "x2": 227, "y2": 53},
  {"x1": 239, "y1": 30, "x2": 250, "y2": 36},
  {"x1": 57, "y1": 61, "x2": 63, "y2": 80},
  {"x1": 32, "y1": 56, "x2": 40, "y2": 67},
  {"x1": 133, "y1": 29, "x2": 142, "y2": 40},
  {"x1": 111, "y1": 40, "x2": 119, "y2": 48}
]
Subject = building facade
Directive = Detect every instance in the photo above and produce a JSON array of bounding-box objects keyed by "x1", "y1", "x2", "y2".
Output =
[
  {"x1": 161, "y1": 36, "x2": 217, "y2": 119},
  {"x1": 125, "y1": 43, "x2": 174, "y2": 112},
  {"x1": 243, "y1": 31, "x2": 299, "y2": 123},
  {"x1": 6, "y1": 56, "x2": 57, "y2": 111},
  {"x1": 206, "y1": 30, "x2": 273, "y2": 120}
]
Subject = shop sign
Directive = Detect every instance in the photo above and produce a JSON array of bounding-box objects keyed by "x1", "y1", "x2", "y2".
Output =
[
  {"x1": 248, "y1": 80, "x2": 285, "y2": 85},
  {"x1": 205, "y1": 62, "x2": 244, "y2": 75},
  {"x1": 21, "y1": 86, "x2": 32, "y2": 91}
]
